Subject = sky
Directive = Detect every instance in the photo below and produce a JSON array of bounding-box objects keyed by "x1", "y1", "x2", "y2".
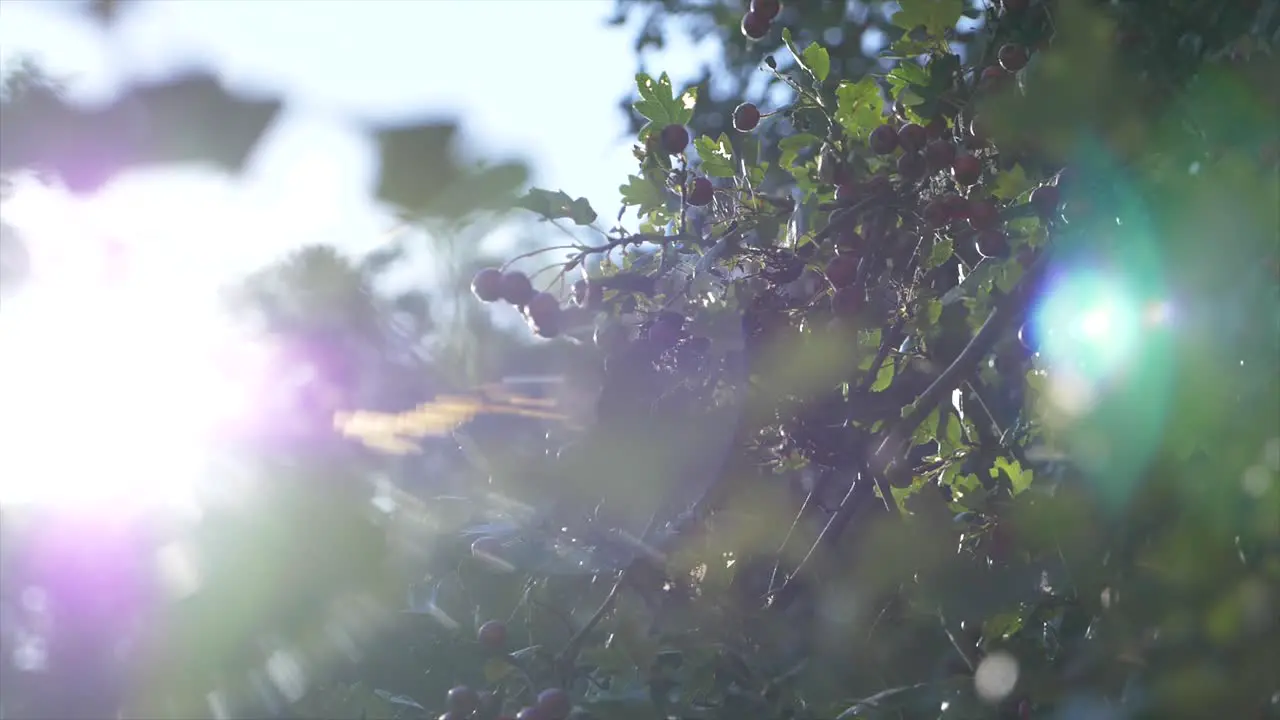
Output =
[{"x1": 0, "y1": 0, "x2": 719, "y2": 296}]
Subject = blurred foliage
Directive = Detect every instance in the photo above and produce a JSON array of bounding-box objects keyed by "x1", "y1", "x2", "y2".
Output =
[{"x1": 2, "y1": 1, "x2": 1280, "y2": 720}]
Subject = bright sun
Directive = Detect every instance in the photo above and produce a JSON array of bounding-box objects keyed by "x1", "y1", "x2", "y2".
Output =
[{"x1": 0, "y1": 226, "x2": 251, "y2": 510}]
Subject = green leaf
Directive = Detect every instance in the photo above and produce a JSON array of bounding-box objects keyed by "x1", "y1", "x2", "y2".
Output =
[
  {"x1": 871, "y1": 361, "x2": 896, "y2": 391},
  {"x1": 804, "y1": 43, "x2": 832, "y2": 83},
  {"x1": 632, "y1": 99, "x2": 672, "y2": 126},
  {"x1": 924, "y1": 299, "x2": 943, "y2": 326},
  {"x1": 926, "y1": 237, "x2": 953, "y2": 269},
  {"x1": 781, "y1": 28, "x2": 807, "y2": 77},
  {"x1": 993, "y1": 456, "x2": 1032, "y2": 495},
  {"x1": 887, "y1": 60, "x2": 930, "y2": 98},
  {"x1": 619, "y1": 174, "x2": 667, "y2": 218},
  {"x1": 890, "y1": 0, "x2": 965, "y2": 38},
  {"x1": 990, "y1": 163, "x2": 1036, "y2": 200},
  {"x1": 517, "y1": 188, "x2": 597, "y2": 225},
  {"x1": 778, "y1": 132, "x2": 821, "y2": 169},
  {"x1": 633, "y1": 72, "x2": 697, "y2": 128},
  {"x1": 694, "y1": 133, "x2": 735, "y2": 178},
  {"x1": 375, "y1": 120, "x2": 528, "y2": 218},
  {"x1": 675, "y1": 86, "x2": 698, "y2": 125},
  {"x1": 834, "y1": 77, "x2": 886, "y2": 140}
]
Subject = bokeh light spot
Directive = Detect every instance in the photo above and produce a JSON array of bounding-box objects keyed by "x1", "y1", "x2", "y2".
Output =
[{"x1": 974, "y1": 651, "x2": 1019, "y2": 703}]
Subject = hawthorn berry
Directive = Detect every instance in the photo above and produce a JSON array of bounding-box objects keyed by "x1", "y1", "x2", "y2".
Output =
[
  {"x1": 968, "y1": 115, "x2": 988, "y2": 144},
  {"x1": 925, "y1": 139, "x2": 957, "y2": 172},
  {"x1": 831, "y1": 286, "x2": 864, "y2": 317},
  {"x1": 447, "y1": 686, "x2": 480, "y2": 715},
  {"x1": 925, "y1": 117, "x2": 947, "y2": 140},
  {"x1": 924, "y1": 199, "x2": 951, "y2": 227},
  {"x1": 536, "y1": 688, "x2": 572, "y2": 720},
  {"x1": 477, "y1": 619, "x2": 508, "y2": 652},
  {"x1": 750, "y1": 0, "x2": 782, "y2": 22},
  {"x1": 952, "y1": 154, "x2": 982, "y2": 186},
  {"x1": 648, "y1": 315, "x2": 684, "y2": 349},
  {"x1": 979, "y1": 65, "x2": 1007, "y2": 92},
  {"x1": 687, "y1": 176, "x2": 714, "y2": 206},
  {"x1": 660, "y1": 124, "x2": 690, "y2": 154},
  {"x1": 999, "y1": 43, "x2": 1029, "y2": 72},
  {"x1": 897, "y1": 151, "x2": 926, "y2": 180},
  {"x1": 898, "y1": 123, "x2": 927, "y2": 153},
  {"x1": 825, "y1": 253, "x2": 859, "y2": 287},
  {"x1": 835, "y1": 182, "x2": 858, "y2": 203},
  {"x1": 1030, "y1": 184, "x2": 1060, "y2": 219},
  {"x1": 865, "y1": 173, "x2": 893, "y2": 196},
  {"x1": 834, "y1": 228, "x2": 863, "y2": 254},
  {"x1": 594, "y1": 323, "x2": 629, "y2": 355},
  {"x1": 471, "y1": 267, "x2": 504, "y2": 302},
  {"x1": 869, "y1": 124, "x2": 898, "y2": 155},
  {"x1": 499, "y1": 270, "x2": 535, "y2": 306},
  {"x1": 967, "y1": 198, "x2": 1001, "y2": 231},
  {"x1": 733, "y1": 102, "x2": 761, "y2": 131},
  {"x1": 975, "y1": 229, "x2": 1010, "y2": 259},
  {"x1": 741, "y1": 11, "x2": 770, "y2": 40},
  {"x1": 526, "y1": 291, "x2": 560, "y2": 323}
]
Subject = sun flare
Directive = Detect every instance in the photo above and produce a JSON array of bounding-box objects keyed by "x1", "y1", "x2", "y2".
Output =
[{"x1": 0, "y1": 233, "x2": 252, "y2": 510}]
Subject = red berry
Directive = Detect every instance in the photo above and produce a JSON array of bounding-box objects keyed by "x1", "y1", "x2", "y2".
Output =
[
  {"x1": 866, "y1": 173, "x2": 893, "y2": 196},
  {"x1": 835, "y1": 182, "x2": 859, "y2": 203},
  {"x1": 741, "y1": 11, "x2": 770, "y2": 40},
  {"x1": 499, "y1": 270, "x2": 535, "y2": 306},
  {"x1": 975, "y1": 229, "x2": 1010, "y2": 258},
  {"x1": 925, "y1": 117, "x2": 947, "y2": 139},
  {"x1": 733, "y1": 102, "x2": 761, "y2": 131},
  {"x1": 952, "y1": 154, "x2": 982, "y2": 186},
  {"x1": 869, "y1": 124, "x2": 898, "y2": 155},
  {"x1": 968, "y1": 115, "x2": 988, "y2": 144},
  {"x1": 925, "y1": 139, "x2": 957, "y2": 172},
  {"x1": 924, "y1": 199, "x2": 951, "y2": 227},
  {"x1": 831, "y1": 286, "x2": 864, "y2": 317},
  {"x1": 536, "y1": 688, "x2": 572, "y2": 720},
  {"x1": 940, "y1": 192, "x2": 968, "y2": 218},
  {"x1": 897, "y1": 151, "x2": 926, "y2": 180},
  {"x1": 471, "y1": 267, "x2": 504, "y2": 302},
  {"x1": 999, "y1": 44, "x2": 1029, "y2": 72},
  {"x1": 898, "y1": 123, "x2": 927, "y2": 152},
  {"x1": 1030, "y1": 184, "x2": 1060, "y2": 219},
  {"x1": 447, "y1": 686, "x2": 480, "y2": 715},
  {"x1": 967, "y1": 199, "x2": 1001, "y2": 230},
  {"x1": 979, "y1": 65, "x2": 1007, "y2": 91},
  {"x1": 648, "y1": 316, "x2": 683, "y2": 349},
  {"x1": 526, "y1": 290, "x2": 560, "y2": 323},
  {"x1": 687, "y1": 176, "x2": 714, "y2": 206},
  {"x1": 478, "y1": 619, "x2": 508, "y2": 651},
  {"x1": 659, "y1": 124, "x2": 690, "y2": 154},
  {"x1": 825, "y1": 253, "x2": 859, "y2": 287},
  {"x1": 751, "y1": 0, "x2": 782, "y2": 23},
  {"x1": 594, "y1": 323, "x2": 629, "y2": 355},
  {"x1": 834, "y1": 228, "x2": 863, "y2": 254}
]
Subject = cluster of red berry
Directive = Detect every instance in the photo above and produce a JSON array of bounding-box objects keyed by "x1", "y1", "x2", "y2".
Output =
[
  {"x1": 470, "y1": 267, "x2": 566, "y2": 339},
  {"x1": 436, "y1": 620, "x2": 578, "y2": 720}
]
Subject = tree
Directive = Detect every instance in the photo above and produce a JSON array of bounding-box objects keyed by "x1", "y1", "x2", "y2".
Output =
[
  {"x1": 365, "y1": 1, "x2": 1279, "y2": 719},
  {"x1": 3, "y1": 1, "x2": 1280, "y2": 719}
]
